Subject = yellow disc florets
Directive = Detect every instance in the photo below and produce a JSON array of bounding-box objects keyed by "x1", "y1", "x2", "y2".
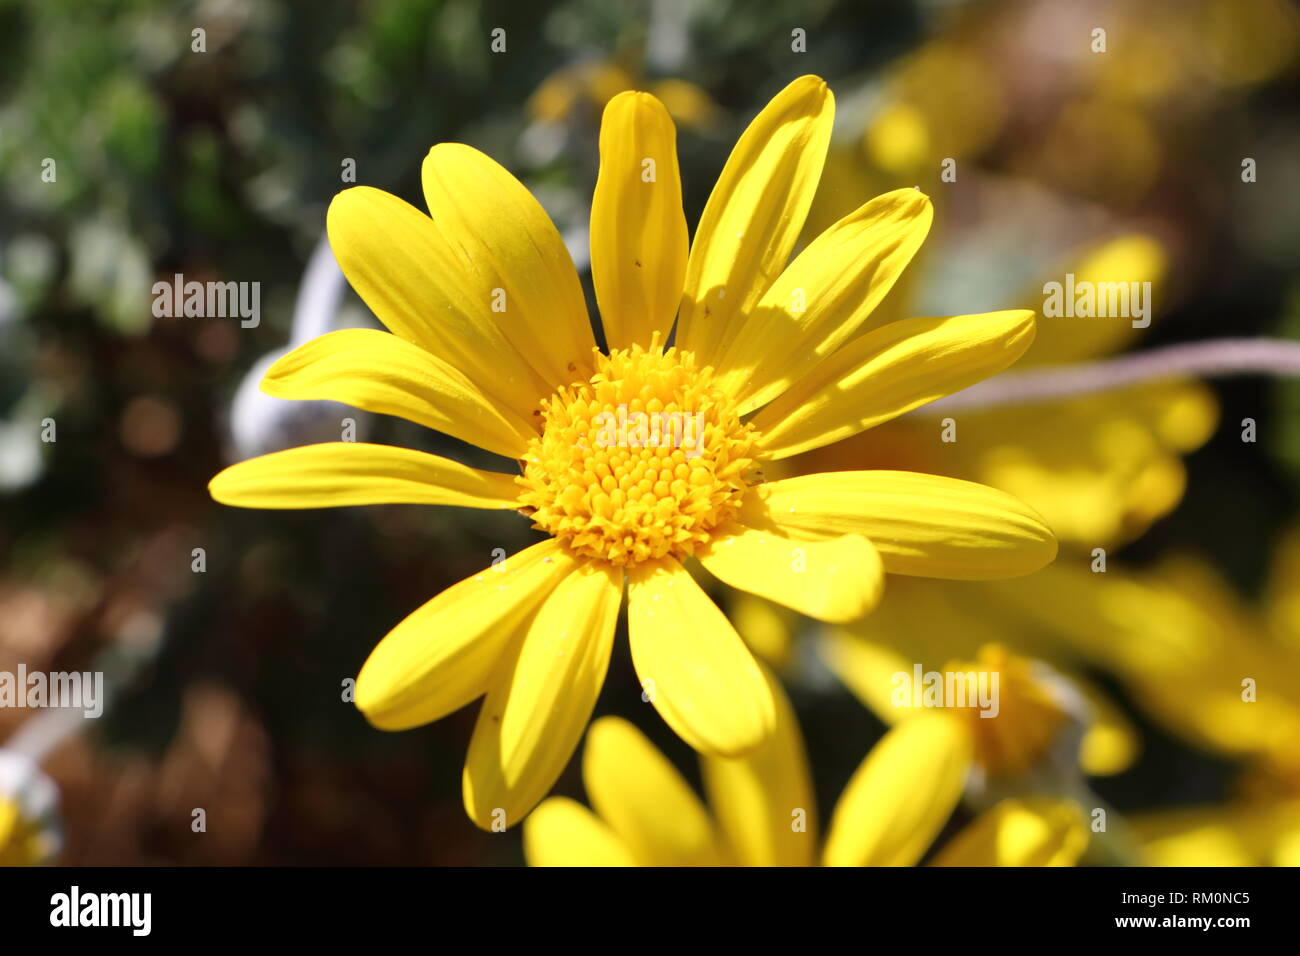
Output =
[
  {"x1": 951, "y1": 644, "x2": 1068, "y2": 778},
  {"x1": 517, "y1": 340, "x2": 758, "y2": 567}
]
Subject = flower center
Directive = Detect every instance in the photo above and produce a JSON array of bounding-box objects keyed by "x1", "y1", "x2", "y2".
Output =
[
  {"x1": 517, "y1": 340, "x2": 757, "y2": 567},
  {"x1": 951, "y1": 645, "x2": 1067, "y2": 778}
]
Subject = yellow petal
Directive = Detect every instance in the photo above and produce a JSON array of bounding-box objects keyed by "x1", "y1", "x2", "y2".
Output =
[
  {"x1": 463, "y1": 562, "x2": 622, "y2": 829},
  {"x1": 590, "y1": 91, "x2": 688, "y2": 349},
  {"x1": 932, "y1": 798, "x2": 1089, "y2": 867},
  {"x1": 523, "y1": 797, "x2": 637, "y2": 867},
  {"x1": 817, "y1": 628, "x2": 916, "y2": 725},
  {"x1": 822, "y1": 713, "x2": 972, "y2": 866},
  {"x1": 627, "y1": 558, "x2": 775, "y2": 757},
  {"x1": 208, "y1": 442, "x2": 521, "y2": 510},
  {"x1": 698, "y1": 523, "x2": 883, "y2": 623},
  {"x1": 718, "y1": 188, "x2": 934, "y2": 415},
  {"x1": 582, "y1": 716, "x2": 722, "y2": 866},
  {"x1": 326, "y1": 186, "x2": 550, "y2": 417},
  {"x1": 701, "y1": 664, "x2": 817, "y2": 866},
  {"x1": 677, "y1": 75, "x2": 834, "y2": 363},
  {"x1": 729, "y1": 593, "x2": 798, "y2": 672},
  {"x1": 1134, "y1": 806, "x2": 1257, "y2": 867},
  {"x1": 753, "y1": 310, "x2": 1036, "y2": 460},
  {"x1": 354, "y1": 541, "x2": 576, "y2": 730},
  {"x1": 740, "y1": 471, "x2": 1057, "y2": 579},
  {"x1": 262, "y1": 329, "x2": 538, "y2": 459},
  {"x1": 422, "y1": 144, "x2": 595, "y2": 389}
]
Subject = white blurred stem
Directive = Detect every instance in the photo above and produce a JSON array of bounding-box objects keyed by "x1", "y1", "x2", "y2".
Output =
[
  {"x1": 4, "y1": 644, "x2": 152, "y2": 764},
  {"x1": 922, "y1": 338, "x2": 1300, "y2": 413},
  {"x1": 4, "y1": 707, "x2": 86, "y2": 764},
  {"x1": 290, "y1": 236, "x2": 347, "y2": 346}
]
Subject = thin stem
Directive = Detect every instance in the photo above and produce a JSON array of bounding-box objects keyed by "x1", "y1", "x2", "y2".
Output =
[
  {"x1": 3, "y1": 642, "x2": 155, "y2": 763},
  {"x1": 4, "y1": 707, "x2": 86, "y2": 763},
  {"x1": 920, "y1": 338, "x2": 1300, "y2": 413}
]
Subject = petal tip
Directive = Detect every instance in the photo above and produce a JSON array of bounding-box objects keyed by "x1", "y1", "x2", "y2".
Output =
[
  {"x1": 792, "y1": 73, "x2": 829, "y2": 93},
  {"x1": 352, "y1": 683, "x2": 418, "y2": 733}
]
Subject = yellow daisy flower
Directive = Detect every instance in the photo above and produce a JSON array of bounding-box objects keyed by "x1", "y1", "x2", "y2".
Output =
[
  {"x1": 209, "y1": 75, "x2": 1056, "y2": 828},
  {"x1": 525, "y1": 670, "x2": 1088, "y2": 867}
]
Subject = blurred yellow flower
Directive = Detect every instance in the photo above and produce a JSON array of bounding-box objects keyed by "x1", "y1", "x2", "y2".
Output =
[
  {"x1": 525, "y1": 671, "x2": 1088, "y2": 867},
  {"x1": 984, "y1": 555, "x2": 1300, "y2": 763},
  {"x1": 529, "y1": 61, "x2": 637, "y2": 123},
  {"x1": 946, "y1": 645, "x2": 1067, "y2": 779},
  {"x1": 821, "y1": 629, "x2": 1135, "y2": 780},
  {"x1": 528, "y1": 60, "x2": 720, "y2": 130},
  {"x1": 845, "y1": 0, "x2": 1298, "y2": 204},
  {"x1": 863, "y1": 40, "x2": 1004, "y2": 181},
  {"x1": 1200, "y1": 0, "x2": 1300, "y2": 88},
  {"x1": 1094, "y1": 530, "x2": 1300, "y2": 866},
  {"x1": 819, "y1": 543, "x2": 1300, "y2": 783}
]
